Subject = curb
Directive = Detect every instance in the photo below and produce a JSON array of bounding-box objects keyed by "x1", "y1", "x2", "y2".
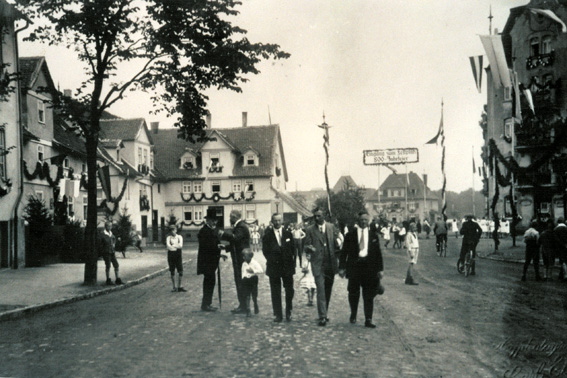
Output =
[
  {"x1": 477, "y1": 254, "x2": 524, "y2": 264},
  {"x1": 0, "y1": 260, "x2": 191, "y2": 322}
]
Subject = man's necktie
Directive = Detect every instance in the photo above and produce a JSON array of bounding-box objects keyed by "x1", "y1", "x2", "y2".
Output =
[
  {"x1": 359, "y1": 229, "x2": 366, "y2": 251},
  {"x1": 277, "y1": 229, "x2": 281, "y2": 246}
]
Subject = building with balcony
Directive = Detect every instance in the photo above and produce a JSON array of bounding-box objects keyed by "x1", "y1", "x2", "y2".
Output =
[{"x1": 484, "y1": 0, "x2": 567, "y2": 228}]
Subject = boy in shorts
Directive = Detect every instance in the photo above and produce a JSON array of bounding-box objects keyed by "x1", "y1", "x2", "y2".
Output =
[
  {"x1": 241, "y1": 248, "x2": 263, "y2": 316},
  {"x1": 166, "y1": 225, "x2": 185, "y2": 292}
]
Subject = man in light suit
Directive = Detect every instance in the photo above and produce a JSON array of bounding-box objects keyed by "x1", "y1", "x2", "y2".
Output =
[
  {"x1": 304, "y1": 207, "x2": 342, "y2": 326},
  {"x1": 220, "y1": 210, "x2": 250, "y2": 314},
  {"x1": 263, "y1": 213, "x2": 295, "y2": 322},
  {"x1": 339, "y1": 211, "x2": 384, "y2": 328}
]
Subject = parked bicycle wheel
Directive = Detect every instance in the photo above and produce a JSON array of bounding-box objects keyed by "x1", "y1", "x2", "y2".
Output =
[{"x1": 464, "y1": 251, "x2": 472, "y2": 277}]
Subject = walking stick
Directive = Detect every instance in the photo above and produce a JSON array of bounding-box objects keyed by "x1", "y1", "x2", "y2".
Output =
[{"x1": 217, "y1": 257, "x2": 222, "y2": 309}]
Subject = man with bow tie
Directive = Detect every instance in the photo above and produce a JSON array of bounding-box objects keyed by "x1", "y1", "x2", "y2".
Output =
[
  {"x1": 303, "y1": 207, "x2": 343, "y2": 326},
  {"x1": 339, "y1": 211, "x2": 384, "y2": 328},
  {"x1": 263, "y1": 213, "x2": 295, "y2": 322}
]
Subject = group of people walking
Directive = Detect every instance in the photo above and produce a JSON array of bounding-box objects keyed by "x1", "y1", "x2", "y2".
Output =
[{"x1": 190, "y1": 208, "x2": 385, "y2": 328}]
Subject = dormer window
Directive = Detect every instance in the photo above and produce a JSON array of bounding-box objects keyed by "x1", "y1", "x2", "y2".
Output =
[
  {"x1": 530, "y1": 37, "x2": 540, "y2": 57},
  {"x1": 37, "y1": 145, "x2": 44, "y2": 161},
  {"x1": 210, "y1": 152, "x2": 220, "y2": 167},
  {"x1": 181, "y1": 156, "x2": 194, "y2": 169},
  {"x1": 63, "y1": 158, "x2": 70, "y2": 169},
  {"x1": 246, "y1": 154, "x2": 256, "y2": 166}
]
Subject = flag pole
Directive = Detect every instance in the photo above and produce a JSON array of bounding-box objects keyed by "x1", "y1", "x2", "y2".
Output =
[
  {"x1": 318, "y1": 113, "x2": 333, "y2": 217},
  {"x1": 405, "y1": 163, "x2": 409, "y2": 220},
  {"x1": 472, "y1": 146, "x2": 476, "y2": 216}
]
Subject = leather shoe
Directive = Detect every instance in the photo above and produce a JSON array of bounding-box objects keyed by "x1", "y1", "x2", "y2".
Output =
[
  {"x1": 349, "y1": 315, "x2": 356, "y2": 324},
  {"x1": 318, "y1": 318, "x2": 327, "y2": 326},
  {"x1": 273, "y1": 317, "x2": 283, "y2": 323},
  {"x1": 365, "y1": 320, "x2": 376, "y2": 328},
  {"x1": 286, "y1": 310, "x2": 292, "y2": 322},
  {"x1": 201, "y1": 305, "x2": 218, "y2": 312},
  {"x1": 231, "y1": 307, "x2": 247, "y2": 314}
]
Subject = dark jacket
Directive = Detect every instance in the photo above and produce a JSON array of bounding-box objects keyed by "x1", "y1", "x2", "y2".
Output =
[
  {"x1": 197, "y1": 224, "x2": 221, "y2": 275},
  {"x1": 339, "y1": 228, "x2": 383, "y2": 279},
  {"x1": 262, "y1": 226, "x2": 295, "y2": 278},
  {"x1": 221, "y1": 220, "x2": 250, "y2": 258},
  {"x1": 460, "y1": 220, "x2": 482, "y2": 245},
  {"x1": 98, "y1": 231, "x2": 115, "y2": 256}
]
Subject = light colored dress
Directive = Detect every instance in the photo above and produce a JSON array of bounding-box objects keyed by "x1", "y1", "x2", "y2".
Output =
[
  {"x1": 405, "y1": 231, "x2": 419, "y2": 264},
  {"x1": 299, "y1": 261, "x2": 316, "y2": 290}
]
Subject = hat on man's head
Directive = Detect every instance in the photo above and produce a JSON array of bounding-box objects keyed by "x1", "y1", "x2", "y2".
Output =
[
  {"x1": 205, "y1": 208, "x2": 218, "y2": 220},
  {"x1": 169, "y1": 224, "x2": 177, "y2": 230}
]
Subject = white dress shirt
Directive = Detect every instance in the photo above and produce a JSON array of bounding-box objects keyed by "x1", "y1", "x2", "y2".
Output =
[{"x1": 357, "y1": 226, "x2": 369, "y2": 258}]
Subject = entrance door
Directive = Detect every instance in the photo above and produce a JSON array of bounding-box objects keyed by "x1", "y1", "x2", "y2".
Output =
[
  {"x1": 141, "y1": 215, "x2": 148, "y2": 238},
  {"x1": 208, "y1": 206, "x2": 224, "y2": 229},
  {"x1": 152, "y1": 210, "x2": 158, "y2": 242}
]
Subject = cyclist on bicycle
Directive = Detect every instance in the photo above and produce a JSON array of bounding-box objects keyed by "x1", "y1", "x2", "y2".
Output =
[
  {"x1": 458, "y1": 215, "x2": 483, "y2": 274},
  {"x1": 434, "y1": 216, "x2": 448, "y2": 253}
]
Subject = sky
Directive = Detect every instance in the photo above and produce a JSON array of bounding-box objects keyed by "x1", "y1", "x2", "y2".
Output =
[{"x1": 17, "y1": 0, "x2": 517, "y2": 193}]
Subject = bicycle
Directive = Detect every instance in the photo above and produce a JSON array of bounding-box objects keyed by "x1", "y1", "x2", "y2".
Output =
[
  {"x1": 457, "y1": 247, "x2": 474, "y2": 277},
  {"x1": 438, "y1": 236, "x2": 447, "y2": 257}
]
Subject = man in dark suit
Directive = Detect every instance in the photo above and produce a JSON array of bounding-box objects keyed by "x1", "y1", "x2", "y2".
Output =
[
  {"x1": 197, "y1": 209, "x2": 226, "y2": 312},
  {"x1": 99, "y1": 221, "x2": 123, "y2": 285},
  {"x1": 263, "y1": 213, "x2": 295, "y2": 322},
  {"x1": 339, "y1": 211, "x2": 384, "y2": 328},
  {"x1": 220, "y1": 209, "x2": 250, "y2": 314},
  {"x1": 303, "y1": 207, "x2": 342, "y2": 326}
]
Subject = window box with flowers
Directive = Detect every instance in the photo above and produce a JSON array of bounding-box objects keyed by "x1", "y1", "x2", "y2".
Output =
[{"x1": 140, "y1": 195, "x2": 150, "y2": 211}]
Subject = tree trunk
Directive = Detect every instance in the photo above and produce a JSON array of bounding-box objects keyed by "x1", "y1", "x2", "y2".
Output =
[{"x1": 83, "y1": 133, "x2": 99, "y2": 285}]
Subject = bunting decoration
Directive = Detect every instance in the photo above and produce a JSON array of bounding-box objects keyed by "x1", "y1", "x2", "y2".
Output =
[
  {"x1": 479, "y1": 35, "x2": 512, "y2": 88},
  {"x1": 426, "y1": 101, "x2": 447, "y2": 219},
  {"x1": 318, "y1": 114, "x2": 332, "y2": 217},
  {"x1": 469, "y1": 55, "x2": 483, "y2": 93},
  {"x1": 531, "y1": 9, "x2": 567, "y2": 33}
]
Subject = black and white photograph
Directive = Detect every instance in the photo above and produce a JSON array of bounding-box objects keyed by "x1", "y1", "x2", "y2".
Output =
[{"x1": 1, "y1": 0, "x2": 566, "y2": 376}]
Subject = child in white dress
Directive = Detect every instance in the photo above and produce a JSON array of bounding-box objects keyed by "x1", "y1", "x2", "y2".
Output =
[{"x1": 299, "y1": 260, "x2": 316, "y2": 306}]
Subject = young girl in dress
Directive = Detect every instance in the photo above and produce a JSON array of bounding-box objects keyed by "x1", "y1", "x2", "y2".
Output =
[{"x1": 299, "y1": 259, "x2": 316, "y2": 306}]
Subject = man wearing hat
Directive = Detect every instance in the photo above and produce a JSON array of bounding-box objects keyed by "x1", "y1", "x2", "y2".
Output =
[
  {"x1": 197, "y1": 208, "x2": 226, "y2": 311},
  {"x1": 166, "y1": 224, "x2": 185, "y2": 292},
  {"x1": 338, "y1": 210, "x2": 384, "y2": 328},
  {"x1": 458, "y1": 215, "x2": 482, "y2": 275},
  {"x1": 219, "y1": 209, "x2": 251, "y2": 314}
]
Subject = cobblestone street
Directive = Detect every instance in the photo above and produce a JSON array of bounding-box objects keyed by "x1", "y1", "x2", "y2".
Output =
[{"x1": 1, "y1": 237, "x2": 566, "y2": 377}]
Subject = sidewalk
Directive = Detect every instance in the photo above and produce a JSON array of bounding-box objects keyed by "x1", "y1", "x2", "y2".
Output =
[
  {"x1": 474, "y1": 237, "x2": 526, "y2": 263},
  {"x1": 0, "y1": 243, "x2": 197, "y2": 321}
]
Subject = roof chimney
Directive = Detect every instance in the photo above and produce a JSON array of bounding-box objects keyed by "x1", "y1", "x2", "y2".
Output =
[
  {"x1": 63, "y1": 89, "x2": 72, "y2": 98},
  {"x1": 205, "y1": 111, "x2": 212, "y2": 129},
  {"x1": 242, "y1": 112, "x2": 248, "y2": 127},
  {"x1": 150, "y1": 121, "x2": 159, "y2": 134}
]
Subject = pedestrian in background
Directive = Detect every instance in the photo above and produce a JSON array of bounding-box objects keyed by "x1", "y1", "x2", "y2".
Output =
[
  {"x1": 134, "y1": 232, "x2": 143, "y2": 253},
  {"x1": 339, "y1": 211, "x2": 384, "y2": 328},
  {"x1": 197, "y1": 209, "x2": 225, "y2": 311},
  {"x1": 493, "y1": 213, "x2": 500, "y2": 252},
  {"x1": 398, "y1": 223, "x2": 407, "y2": 249},
  {"x1": 303, "y1": 207, "x2": 342, "y2": 326},
  {"x1": 416, "y1": 220, "x2": 422, "y2": 235},
  {"x1": 241, "y1": 248, "x2": 263, "y2": 317},
  {"x1": 539, "y1": 220, "x2": 556, "y2": 281},
  {"x1": 220, "y1": 210, "x2": 251, "y2": 314},
  {"x1": 292, "y1": 223, "x2": 306, "y2": 268},
  {"x1": 405, "y1": 222, "x2": 419, "y2": 285},
  {"x1": 434, "y1": 216, "x2": 448, "y2": 253},
  {"x1": 522, "y1": 221, "x2": 541, "y2": 282},
  {"x1": 251, "y1": 227, "x2": 260, "y2": 253},
  {"x1": 263, "y1": 213, "x2": 296, "y2": 322},
  {"x1": 392, "y1": 223, "x2": 401, "y2": 248},
  {"x1": 300, "y1": 259, "x2": 316, "y2": 307},
  {"x1": 381, "y1": 223, "x2": 391, "y2": 248},
  {"x1": 457, "y1": 215, "x2": 482, "y2": 275},
  {"x1": 423, "y1": 219, "x2": 431, "y2": 239},
  {"x1": 99, "y1": 221, "x2": 123, "y2": 286},
  {"x1": 554, "y1": 217, "x2": 567, "y2": 281},
  {"x1": 166, "y1": 225, "x2": 185, "y2": 292}
]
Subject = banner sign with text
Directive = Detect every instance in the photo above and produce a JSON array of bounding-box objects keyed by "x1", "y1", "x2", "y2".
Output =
[{"x1": 363, "y1": 148, "x2": 419, "y2": 165}]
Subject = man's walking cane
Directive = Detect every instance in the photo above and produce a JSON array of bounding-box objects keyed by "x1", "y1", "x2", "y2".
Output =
[{"x1": 217, "y1": 256, "x2": 222, "y2": 309}]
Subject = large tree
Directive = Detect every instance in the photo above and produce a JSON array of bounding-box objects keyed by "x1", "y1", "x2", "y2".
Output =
[
  {"x1": 314, "y1": 185, "x2": 366, "y2": 232},
  {"x1": 18, "y1": 0, "x2": 289, "y2": 284}
]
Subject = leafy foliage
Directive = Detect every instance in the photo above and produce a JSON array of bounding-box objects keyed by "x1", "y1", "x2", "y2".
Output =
[
  {"x1": 112, "y1": 207, "x2": 135, "y2": 252},
  {"x1": 23, "y1": 195, "x2": 53, "y2": 237},
  {"x1": 314, "y1": 186, "x2": 366, "y2": 231}
]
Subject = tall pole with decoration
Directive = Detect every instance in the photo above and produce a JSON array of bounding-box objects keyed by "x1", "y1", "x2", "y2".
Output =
[
  {"x1": 426, "y1": 100, "x2": 447, "y2": 220},
  {"x1": 318, "y1": 114, "x2": 333, "y2": 217}
]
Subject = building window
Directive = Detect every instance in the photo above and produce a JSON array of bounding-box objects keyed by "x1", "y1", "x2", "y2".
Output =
[
  {"x1": 530, "y1": 37, "x2": 540, "y2": 57},
  {"x1": 143, "y1": 149, "x2": 148, "y2": 165},
  {"x1": 35, "y1": 190, "x2": 44, "y2": 201},
  {"x1": 232, "y1": 180, "x2": 241, "y2": 192},
  {"x1": 211, "y1": 181, "x2": 221, "y2": 193},
  {"x1": 183, "y1": 206, "x2": 193, "y2": 222},
  {"x1": 182, "y1": 156, "x2": 194, "y2": 169},
  {"x1": 68, "y1": 196, "x2": 74, "y2": 215},
  {"x1": 125, "y1": 180, "x2": 130, "y2": 200},
  {"x1": 116, "y1": 149, "x2": 120, "y2": 161},
  {"x1": 245, "y1": 204, "x2": 256, "y2": 220},
  {"x1": 82, "y1": 163, "x2": 87, "y2": 172},
  {"x1": 210, "y1": 152, "x2": 220, "y2": 167},
  {"x1": 194, "y1": 206, "x2": 203, "y2": 221},
  {"x1": 542, "y1": 35, "x2": 552, "y2": 54},
  {"x1": 63, "y1": 157, "x2": 70, "y2": 169},
  {"x1": 83, "y1": 195, "x2": 88, "y2": 218},
  {"x1": 0, "y1": 128, "x2": 5, "y2": 179},
  {"x1": 183, "y1": 181, "x2": 192, "y2": 193},
  {"x1": 233, "y1": 205, "x2": 243, "y2": 214},
  {"x1": 193, "y1": 182, "x2": 202, "y2": 193},
  {"x1": 504, "y1": 86, "x2": 512, "y2": 101},
  {"x1": 504, "y1": 120, "x2": 513, "y2": 140},
  {"x1": 138, "y1": 147, "x2": 142, "y2": 165},
  {"x1": 38, "y1": 100, "x2": 45, "y2": 124},
  {"x1": 245, "y1": 180, "x2": 254, "y2": 192},
  {"x1": 246, "y1": 154, "x2": 255, "y2": 166},
  {"x1": 37, "y1": 145, "x2": 44, "y2": 162},
  {"x1": 150, "y1": 152, "x2": 154, "y2": 169},
  {"x1": 158, "y1": 184, "x2": 160, "y2": 194}
]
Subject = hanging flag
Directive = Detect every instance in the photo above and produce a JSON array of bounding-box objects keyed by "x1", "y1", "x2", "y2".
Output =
[
  {"x1": 73, "y1": 178, "x2": 80, "y2": 198},
  {"x1": 58, "y1": 179, "x2": 66, "y2": 202},
  {"x1": 512, "y1": 72, "x2": 522, "y2": 122},
  {"x1": 427, "y1": 101, "x2": 447, "y2": 219},
  {"x1": 531, "y1": 9, "x2": 567, "y2": 33},
  {"x1": 49, "y1": 154, "x2": 67, "y2": 166},
  {"x1": 426, "y1": 114, "x2": 444, "y2": 145},
  {"x1": 97, "y1": 165, "x2": 112, "y2": 200},
  {"x1": 469, "y1": 55, "x2": 483, "y2": 93},
  {"x1": 479, "y1": 35, "x2": 512, "y2": 89},
  {"x1": 519, "y1": 83, "x2": 535, "y2": 115}
]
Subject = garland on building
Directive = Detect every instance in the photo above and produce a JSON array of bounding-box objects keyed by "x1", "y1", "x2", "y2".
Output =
[
  {"x1": 180, "y1": 191, "x2": 256, "y2": 203},
  {"x1": 98, "y1": 178, "x2": 129, "y2": 216},
  {"x1": 23, "y1": 161, "x2": 64, "y2": 188},
  {"x1": 0, "y1": 177, "x2": 12, "y2": 197},
  {"x1": 178, "y1": 217, "x2": 258, "y2": 229}
]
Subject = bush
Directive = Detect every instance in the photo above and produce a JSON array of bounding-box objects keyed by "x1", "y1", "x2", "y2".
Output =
[
  {"x1": 112, "y1": 207, "x2": 135, "y2": 252},
  {"x1": 60, "y1": 220, "x2": 85, "y2": 263}
]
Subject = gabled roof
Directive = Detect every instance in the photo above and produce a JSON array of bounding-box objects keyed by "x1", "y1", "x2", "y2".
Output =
[
  {"x1": 152, "y1": 125, "x2": 285, "y2": 181},
  {"x1": 52, "y1": 115, "x2": 86, "y2": 157},
  {"x1": 272, "y1": 188, "x2": 313, "y2": 217},
  {"x1": 200, "y1": 129, "x2": 239, "y2": 152},
  {"x1": 99, "y1": 118, "x2": 154, "y2": 145},
  {"x1": 19, "y1": 57, "x2": 56, "y2": 95},
  {"x1": 379, "y1": 172, "x2": 439, "y2": 200},
  {"x1": 333, "y1": 175, "x2": 358, "y2": 192}
]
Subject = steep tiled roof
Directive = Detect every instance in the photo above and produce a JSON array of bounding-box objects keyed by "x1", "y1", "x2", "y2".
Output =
[
  {"x1": 52, "y1": 115, "x2": 86, "y2": 157},
  {"x1": 152, "y1": 125, "x2": 281, "y2": 181},
  {"x1": 379, "y1": 172, "x2": 439, "y2": 200},
  {"x1": 19, "y1": 57, "x2": 56, "y2": 94},
  {"x1": 273, "y1": 189, "x2": 313, "y2": 217},
  {"x1": 332, "y1": 175, "x2": 357, "y2": 192},
  {"x1": 99, "y1": 118, "x2": 154, "y2": 144}
]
